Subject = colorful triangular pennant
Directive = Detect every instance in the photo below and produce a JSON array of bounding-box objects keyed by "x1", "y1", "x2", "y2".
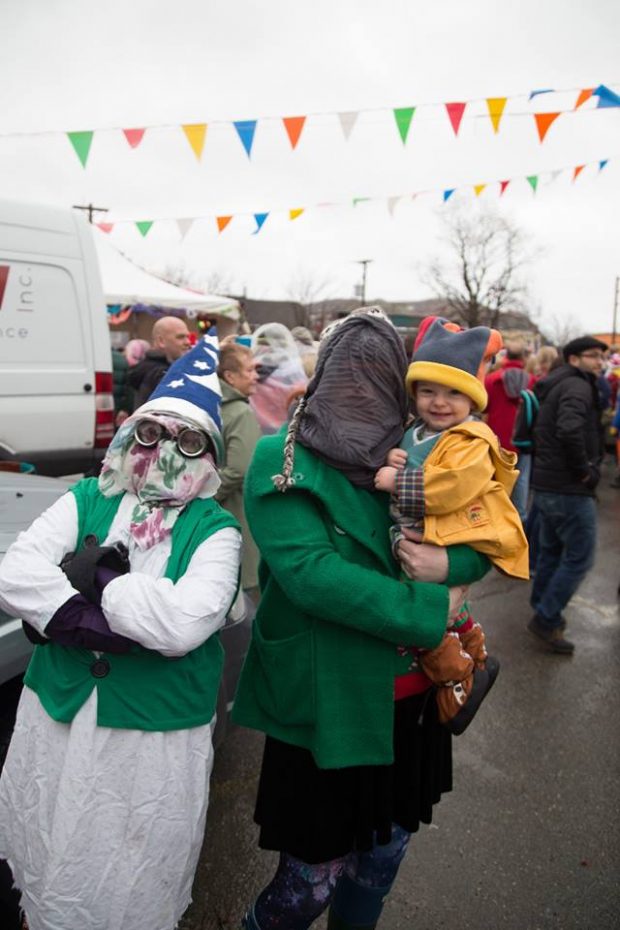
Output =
[
  {"x1": 534, "y1": 112, "x2": 560, "y2": 142},
  {"x1": 338, "y1": 111, "x2": 358, "y2": 140},
  {"x1": 352, "y1": 197, "x2": 371, "y2": 207},
  {"x1": 572, "y1": 165, "x2": 585, "y2": 181},
  {"x1": 473, "y1": 184, "x2": 486, "y2": 197},
  {"x1": 96, "y1": 222, "x2": 114, "y2": 234},
  {"x1": 574, "y1": 88, "x2": 594, "y2": 109},
  {"x1": 67, "y1": 131, "x2": 94, "y2": 168},
  {"x1": 443, "y1": 189, "x2": 455, "y2": 202},
  {"x1": 499, "y1": 180, "x2": 510, "y2": 196},
  {"x1": 486, "y1": 97, "x2": 507, "y2": 133},
  {"x1": 445, "y1": 102, "x2": 466, "y2": 136},
  {"x1": 253, "y1": 213, "x2": 269, "y2": 234},
  {"x1": 289, "y1": 209, "x2": 304, "y2": 221},
  {"x1": 593, "y1": 85, "x2": 620, "y2": 108},
  {"x1": 123, "y1": 128, "x2": 146, "y2": 149},
  {"x1": 182, "y1": 124, "x2": 207, "y2": 160},
  {"x1": 529, "y1": 88, "x2": 554, "y2": 100},
  {"x1": 216, "y1": 216, "x2": 232, "y2": 233},
  {"x1": 526, "y1": 175, "x2": 538, "y2": 193},
  {"x1": 234, "y1": 120, "x2": 257, "y2": 158},
  {"x1": 599, "y1": 159, "x2": 609, "y2": 172},
  {"x1": 136, "y1": 221, "x2": 153, "y2": 237},
  {"x1": 282, "y1": 116, "x2": 306, "y2": 149},
  {"x1": 393, "y1": 107, "x2": 415, "y2": 144}
]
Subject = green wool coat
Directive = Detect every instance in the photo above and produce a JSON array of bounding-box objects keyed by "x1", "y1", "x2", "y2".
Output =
[{"x1": 232, "y1": 434, "x2": 489, "y2": 769}]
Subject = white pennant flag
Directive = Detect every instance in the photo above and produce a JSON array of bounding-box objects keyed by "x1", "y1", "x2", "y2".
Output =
[
  {"x1": 387, "y1": 196, "x2": 400, "y2": 217},
  {"x1": 177, "y1": 218, "x2": 195, "y2": 240},
  {"x1": 338, "y1": 111, "x2": 359, "y2": 140}
]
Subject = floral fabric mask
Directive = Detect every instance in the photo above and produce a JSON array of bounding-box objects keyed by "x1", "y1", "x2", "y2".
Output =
[{"x1": 98, "y1": 412, "x2": 221, "y2": 550}]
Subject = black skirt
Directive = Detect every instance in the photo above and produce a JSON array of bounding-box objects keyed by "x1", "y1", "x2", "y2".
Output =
[{"x1": 254, "y1": 690, "x2": 452, "y2": 864}]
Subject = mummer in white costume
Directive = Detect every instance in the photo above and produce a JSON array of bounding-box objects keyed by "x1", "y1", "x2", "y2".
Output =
[{"x1": 0, "y1": 333, "x2": 241, "y2": 930}]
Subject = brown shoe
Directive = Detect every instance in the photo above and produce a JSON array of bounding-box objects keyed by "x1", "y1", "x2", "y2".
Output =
[{"x1": 527, "y1": 615, "x2": 574, "y2": 654}]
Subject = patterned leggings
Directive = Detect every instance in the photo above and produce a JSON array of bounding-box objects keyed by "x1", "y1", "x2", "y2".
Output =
[{"x1": 245, "y1": 824, "x2": 411, "y2": 930}]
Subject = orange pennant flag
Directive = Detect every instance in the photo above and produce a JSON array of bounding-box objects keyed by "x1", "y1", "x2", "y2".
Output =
[
  {"x1": 182, "y1": 124, "x2": 207, "y2": 160},
  {"x1": 473, "y1": 184, "x2": 486, "y2": 197},
  {"x1": 282, "y1": 116, "x2": 306, "y2": 149},
  {"x1": 574, "y1": 88, "x2": 594, "y2": 109},
  {"x1": 486, "y1": 97, "x2": 507, "y2": 133},
  {"x1": 216, "y1": 216, "x2": 232, "y2": 233},
  {"x1": 534, "y1": 112, "x2": 560, "y2": 143},
  {"x1": 289, "y1": 209, "x2": 304, "y2": 221},
  {"x1": 572, "y1": 165, "x2": 585, "y2": 181}
]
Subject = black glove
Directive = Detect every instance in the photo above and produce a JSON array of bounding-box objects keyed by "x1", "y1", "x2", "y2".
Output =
[
  {"x1": 580, "y1": 465, "x2": 600, "y2": 491},
  {"x1": 60, "y1": 537, "x2": 130, "y2": 605}
]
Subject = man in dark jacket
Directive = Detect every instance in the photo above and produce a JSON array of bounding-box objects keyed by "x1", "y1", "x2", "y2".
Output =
[
  {"x1": 528, "y1": 335, "x2": 608, "y2": 653},
  {"x1": 127, "y1": 316, "x2": 191, "y2": 411}
]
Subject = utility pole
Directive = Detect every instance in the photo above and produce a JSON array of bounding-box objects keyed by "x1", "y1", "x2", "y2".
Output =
[
  {"x1": 355, "y1": 259, "x2": 373, "y2": 306},
  {"x1": 72, "y1": 203, "x2": 109, "y2": 224},
  {"x1": 612, "y1": 275, "x2": 619, "y2": 347}
]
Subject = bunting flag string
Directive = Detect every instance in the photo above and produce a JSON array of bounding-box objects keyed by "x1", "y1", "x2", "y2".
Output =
[
  {"x1": 95, "y1": 154, "x2": 614, "y2": 238},
  {"x1": 3, "y1": 82, "x2": 617, "y2": 168}
]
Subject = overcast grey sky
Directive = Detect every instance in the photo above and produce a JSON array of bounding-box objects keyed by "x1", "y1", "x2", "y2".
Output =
[{"x1": 1, "y1": 0, "x2": 619, "y2": 336}]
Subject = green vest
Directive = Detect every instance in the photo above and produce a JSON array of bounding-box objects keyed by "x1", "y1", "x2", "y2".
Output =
[{"x1": 25, "y1": 478, "x2": 240, "y2": 731}]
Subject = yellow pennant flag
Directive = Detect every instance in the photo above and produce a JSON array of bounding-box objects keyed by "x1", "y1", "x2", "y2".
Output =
[
  {"x1": 182, "y1": 124, "x2": 207, "y2": 160},
  {"x1": 473, "y1": 184, "x2": 486, "y2": 197},
  {"x1": 289, "y1": 209, "x2": 304, "y2": 221},
  {"x1": 486, "y1": 98, "x2": 507, "y2": 134}
]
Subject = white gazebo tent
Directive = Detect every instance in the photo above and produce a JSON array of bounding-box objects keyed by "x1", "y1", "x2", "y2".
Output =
[{"x1": 94, "y1": 233, "x2": 240, "y2": 342}]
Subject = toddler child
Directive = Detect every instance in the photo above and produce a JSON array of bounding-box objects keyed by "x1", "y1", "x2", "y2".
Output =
[{"x1": 375, "y1": 316, "x2": 529, "y2": 734}]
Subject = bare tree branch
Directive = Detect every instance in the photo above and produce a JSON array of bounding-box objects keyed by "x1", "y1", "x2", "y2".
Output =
[{"x1": 424, "y1": 204, "x2": 533, "y2": 328}]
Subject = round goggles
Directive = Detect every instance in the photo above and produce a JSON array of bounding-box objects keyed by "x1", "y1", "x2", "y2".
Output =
[{"x1": 133, "y1": 419, "x2": 213, "y2": 459}]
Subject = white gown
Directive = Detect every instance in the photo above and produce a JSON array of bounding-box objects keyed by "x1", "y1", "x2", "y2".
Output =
[{"x1": 0, "y1": 491, "x2": 241, "y2": 930}]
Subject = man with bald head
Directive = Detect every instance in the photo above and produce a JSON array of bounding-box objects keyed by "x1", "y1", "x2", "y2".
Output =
[{"x1": 128, "y1": 316, "x2": 191, "y2": 411}]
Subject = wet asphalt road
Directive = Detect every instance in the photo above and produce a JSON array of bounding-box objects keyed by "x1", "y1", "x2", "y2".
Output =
[{"x1": 182, "y1": 463, "x2": 620, "y2": 930}]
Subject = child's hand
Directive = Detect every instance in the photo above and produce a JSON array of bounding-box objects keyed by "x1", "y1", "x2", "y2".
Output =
[
  {"x1": 386, "y1": 448, "x2": 408, "y2": 468},
  {"x1": 448, "y1": 585, "x2": 469, "y2": 620},
  {"x1": 374, "y1": 466, "x2": 398, "y2": 493}
]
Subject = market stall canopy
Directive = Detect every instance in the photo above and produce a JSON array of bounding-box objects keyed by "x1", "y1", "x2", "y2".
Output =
[{"x1": 94, "y1": 232, "x2": 240, "y2": 320}]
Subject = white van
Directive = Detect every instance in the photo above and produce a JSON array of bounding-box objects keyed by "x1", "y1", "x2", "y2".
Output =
[{"x1": 0, "y1": 200, "x2": 114, "y2": 476}]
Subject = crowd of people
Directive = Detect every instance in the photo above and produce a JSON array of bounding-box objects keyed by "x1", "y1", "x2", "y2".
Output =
[{"x1": 0, "y1": 306, "x2": 617, "y2": 930}]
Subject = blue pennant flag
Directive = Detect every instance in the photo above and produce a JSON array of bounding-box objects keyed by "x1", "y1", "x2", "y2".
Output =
[
  {"x1": 443, "y1": 189, "x2": 455, "y2": 202},
  {"x1": 253, "y1": 213, "x2": 269, "y2": 234},
  {"x1": 593, "y1": 85, "x2": 620, "y2": 108},
  {"x1": 234, "y1": 119, "x2": 257, "y2": 157}
]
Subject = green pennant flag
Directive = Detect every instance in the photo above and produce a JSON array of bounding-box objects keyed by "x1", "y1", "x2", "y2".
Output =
[
  {"x1": 136, "y1": 221, "x2": 154, "y2": 237},
  {"x1": 67, "y1": 131, "x2": 94, "y2": 168},
  {"x1": 393, "y1": 107, "x2": 415, "y2": 144},
  {"x1": 526, "y1": 175, "x2": 538, "y2": 193}
]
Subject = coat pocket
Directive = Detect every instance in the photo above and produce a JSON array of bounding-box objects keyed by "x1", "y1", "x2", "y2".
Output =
[{"x1": 251, "y1": 622, "x2": 315, "y2": 726}]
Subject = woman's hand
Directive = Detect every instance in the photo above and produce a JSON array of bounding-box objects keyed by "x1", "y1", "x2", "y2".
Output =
[
  {"x1": 448, "y1": 584, "x2": 469, "y2": 619},
  {"x1": 398, "y1": 529, "x2": 449, "y2": 582}
]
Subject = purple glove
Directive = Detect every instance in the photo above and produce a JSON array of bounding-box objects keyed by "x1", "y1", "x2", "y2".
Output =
[{"x1": 45, "y1": 594, "x2": 138, "y2": 654}]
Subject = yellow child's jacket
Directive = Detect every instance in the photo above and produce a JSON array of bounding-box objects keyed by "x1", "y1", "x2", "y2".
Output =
[{"x1": 421, "y1": 420, "x2": 529, "y2": 579}]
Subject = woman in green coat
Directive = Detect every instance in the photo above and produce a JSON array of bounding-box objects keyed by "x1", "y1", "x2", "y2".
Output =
[{"x1": 234, "y1": 309, "x2": 490, "y2": 930}]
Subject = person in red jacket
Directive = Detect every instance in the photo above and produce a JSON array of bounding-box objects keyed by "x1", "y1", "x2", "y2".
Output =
[{"x1": 484, "y1": 339, "x2": 533, "y2": 521}]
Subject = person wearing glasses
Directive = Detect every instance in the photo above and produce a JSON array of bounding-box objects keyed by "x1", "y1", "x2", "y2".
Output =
[
  {"x1": 528, "y1": 335, "x2": 608, "y2": 654},
  {"x1": 0, "y1": 335, "x2": 241, "y2": 930}
]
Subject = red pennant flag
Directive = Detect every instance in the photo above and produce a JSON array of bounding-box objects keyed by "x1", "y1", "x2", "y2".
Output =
[
  {"x1": 123, "y1": 129, "x2": 146, "y2": 149},
  {"x1": 282, "y1": 116, "x2": 306, "y2": 149},
  {"x1": 216, "y1": 216, "x2": 232, "y2": 233},
  {"x1": 96, "y1": 222, "x2": 114, "y2": 233},
  {"x1": 445, "y1": 102, "x2": 466, "y2": 136},
  {"x1": 572, "y1": 165, "x2": 585, "y2": 181},
  {"x1": 499, "y1": 180, "x2": 510, "y2": 196},
  {"x1": 534, "y1": 112, "x2": 560, "y2": 142},
  {"x1": 575, "y1": 88, "x2": 594, "y2": 109}
]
